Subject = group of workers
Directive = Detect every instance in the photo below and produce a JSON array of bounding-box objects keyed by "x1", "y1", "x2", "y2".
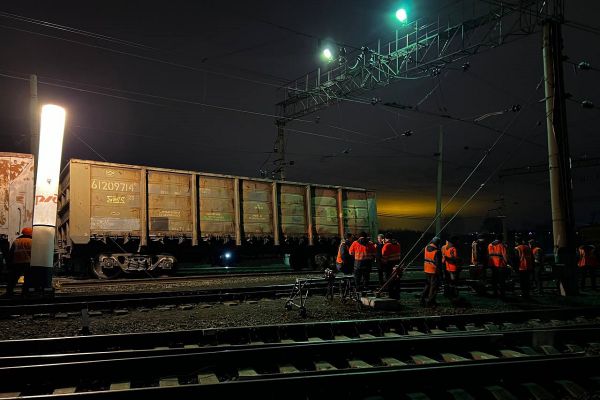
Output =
[
  {"x1": 336, "y1": 230, "x2": 599, "y2": 308},
  {"x1": 335, "y1": 231, "x2": 402, "y2": 298}
]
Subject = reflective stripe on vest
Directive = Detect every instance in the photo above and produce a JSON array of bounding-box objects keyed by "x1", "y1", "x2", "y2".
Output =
[
  {"x1": 381, "y1": 243, "x2": 401, "y2": 263},
  {"x1": 443, "y1": 245, "x2": 459, "y2": 272},
  {"x1": 516, "y1": 244, "x2": 533, "y2": 271},
  {"x1": 423, "y1": 246, "x2": 439, "y2": 274},
  {"x1": 350, "y1": 241, "x2": 374, "y2": 261},
  {"x1": 488, "y1": 243, "x2": 507, "y2": 268}
]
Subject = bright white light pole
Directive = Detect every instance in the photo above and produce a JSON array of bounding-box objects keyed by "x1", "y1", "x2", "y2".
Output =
[{"x1": 30, "y1": 104, "x2": 66, "y2": 293}]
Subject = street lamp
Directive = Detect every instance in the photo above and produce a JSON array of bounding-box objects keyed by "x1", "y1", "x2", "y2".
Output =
[
  {"x1": 322, "y1": 47, "x2": 333, "y2": 62},
  {"x1": 395, "y1": 8, "x2": 408, "y2": 23},
  {"x1": 30, "y1": 104, "x2": 66, "y2": 294}
]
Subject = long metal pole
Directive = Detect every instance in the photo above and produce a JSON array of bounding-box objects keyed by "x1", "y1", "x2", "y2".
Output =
[
  {"x1": 435, "y1": 125, "x2": 443, "y2": 236},
  {"x1": 542, "y1": 21, "x2": 576, "y2": 295}
]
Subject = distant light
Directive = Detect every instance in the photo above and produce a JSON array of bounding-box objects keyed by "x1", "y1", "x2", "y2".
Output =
[
  {"x1": 323, "y1": 48, "x2": 333, "y2": 61},
  {"x1": 395, "y1": 8, "x2": 408, "y2": 23},
  {"x1": 224, "y1": 252, "x2": 232, "y2": 259}
]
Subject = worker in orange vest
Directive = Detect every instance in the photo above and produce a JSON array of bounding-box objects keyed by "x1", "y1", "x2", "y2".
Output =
[
  {"x1": 349, "y1": 231, "x2": 376, "y2": 293},
  {"x1": 421, "y1": 237, "x2": 442, "y2": 307},
  {"x1": 488, "y1": 233, "x2": 509, "y2": 298},
  {"x1": 4, "y1": 227, "x2": 33, "y2": 298},
  {"x1": 515, "y1": 237, "x2": 534, "y2": 298},
  {"x1": 442, "y1": 237, "x2": 461, "y2": 299},
  {"x1": 335, "y1": 233, "x2": 355, "y2": 274},
  {"x1": 529, "y1": 239, "x2": 544, "y2": 293},
  {"x1": 381, "y1": 233, "x2": 401, "y2": 299},
  {"x1": 577, "y1": 243, "x2": 598, "y2": 290}
]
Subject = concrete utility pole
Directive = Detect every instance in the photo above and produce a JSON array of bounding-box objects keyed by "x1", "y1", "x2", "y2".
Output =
[
  {"x1": 29, "y1": 74, "x2": 39, "y2": 179},
  {"x1": 435, "y1": 125, "x2": 443, "y2": 236},
  {"x1": 542, "y1": 20, "x2": 576, "y2": 295}
]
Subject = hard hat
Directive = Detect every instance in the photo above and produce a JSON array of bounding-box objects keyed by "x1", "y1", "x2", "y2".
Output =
[{"x1": 21, "y1": 227, "x2": 33, "y2": 236}]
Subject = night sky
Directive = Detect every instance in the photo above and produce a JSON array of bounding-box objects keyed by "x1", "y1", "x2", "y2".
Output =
[{"x1": 1, "y1": 0, "x2": 599, "y2": 233}]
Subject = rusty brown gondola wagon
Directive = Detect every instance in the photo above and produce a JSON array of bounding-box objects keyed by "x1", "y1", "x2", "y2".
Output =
[{"x1": 56, "y1": 159, "x2": 377, "y2": 278}]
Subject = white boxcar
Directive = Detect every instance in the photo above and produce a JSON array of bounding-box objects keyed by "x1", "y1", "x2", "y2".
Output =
[{"x1": 0, "y1": 152, "x2": 34, "y2": 246}]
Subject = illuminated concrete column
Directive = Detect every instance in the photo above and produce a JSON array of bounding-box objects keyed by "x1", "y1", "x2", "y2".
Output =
[{"x1": 29, "y1": 105, "x2": 66, "y2": 292}]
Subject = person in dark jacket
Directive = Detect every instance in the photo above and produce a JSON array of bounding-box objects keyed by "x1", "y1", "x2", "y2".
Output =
[
  {"x1": 4, "y1": 227, "x2": 32, "y2": 298},
  {"x1": 471, "y1": 233, "x2": 488, "y2": 295},
  {"x1": 335, "y1": 233, "x2": 355, "y2": 274},
  {"x1": 374, "y1": 234, "x2": 385, "y2": 284},
  {"x1": 421, "y1": 237, "x2": 442, "y2": 307}
]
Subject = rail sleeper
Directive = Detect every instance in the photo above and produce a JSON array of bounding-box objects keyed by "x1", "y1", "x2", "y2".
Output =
[
  {"x1": 520, "y1": 382, "x2": 555, "y2": 400},
  {"x1": 554, "y1": 380, "x2": 587, "y2": 398},
  {"x1": 446, "y1": 388, "x2": 475, "y2": 400},
  {"x1": 348, "y1": 359, "x2": 372, "y2": 369},
  {"x1": 441, "y1": 353, "x2": 469, "y2": 362},
  {"x1": 52, "y1": 387, "x2": 77, "y2": 394},
  {"x1": 485, "y1": 385, "x2": 518, "y2": 400},
  {"x1": 159, "y1": 377, "x2": 180, "y2": 387},
  {"x1": 197, "y1": 372, "x2": 219, "y2": 385},
  {"x1": 109, "y1": 382, "x2": 131, "y2": 391}
]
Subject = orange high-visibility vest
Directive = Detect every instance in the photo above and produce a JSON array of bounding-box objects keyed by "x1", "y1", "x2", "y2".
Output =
[
  {"x1": 443, "y1": 245, "x2": 459, "y2": 272},
  {"x1": 349, "y1": 240, "x2": 375, "y2": 261},
  {"x1": 515, "y1": 244, "x2": 533, "y2": 271},
  {"x1": 11, "y1": 237, "x2": 32, "y2": 264},
  {"x1": 381, "y1": 242, "x2": 401, "y2": 264},
  {"x1": 488, "y1": 242, "x2": 507, "y2": 268},
  {"x1": 424, "y1": 244, "x2": 439, "y2": 274}
]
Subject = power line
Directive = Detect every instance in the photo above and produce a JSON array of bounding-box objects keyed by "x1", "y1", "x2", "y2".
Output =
[
  {"x1": 383, "y1": 101, "x2": 546, "y2": 149},
  {"x1": 0, "y1": 70, "x2": 314, "y2": 122},
  {"x1": 0, "y1": 11, "x2": 158, "y2": 51},
  {"x1": 0, "y1": 23, "x2": 286, "y2": 89}
]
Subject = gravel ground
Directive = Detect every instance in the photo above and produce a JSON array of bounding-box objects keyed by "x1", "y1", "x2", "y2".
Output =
[
  {"x1": 52, "y1": 271, "x2": 425, "y2": 296},
  {"x1": 2, "y1": 290, "x2": 594, "y2": 340}
]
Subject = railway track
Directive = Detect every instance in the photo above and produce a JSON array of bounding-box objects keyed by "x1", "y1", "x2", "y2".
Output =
[
  {"x1": 0, "y1": 278, "x2": 435, "y2": 318},
  {"x1": 53, "y1": 269, "x2": 322, "y2": 288},
  {"x1": 0, "y1": 326, "x2": 598, "y2": 399},
  {"x1": 0, "y1": 307, "x2": 598, "y2": 364}
]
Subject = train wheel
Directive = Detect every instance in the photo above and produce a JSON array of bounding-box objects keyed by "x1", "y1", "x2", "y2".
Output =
[{"x1": 91, "y1": 257, "x2": 123, "y2": 280}]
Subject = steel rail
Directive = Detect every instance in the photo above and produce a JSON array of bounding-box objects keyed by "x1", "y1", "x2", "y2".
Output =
[{"x1": 0, "y1": 327, "x2": 597, "y2": 398}]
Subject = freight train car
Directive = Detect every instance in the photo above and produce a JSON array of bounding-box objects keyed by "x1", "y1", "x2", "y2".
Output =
[
  {"x1": 57, "y1": 159, "x2": 377, "y2": 278},
  {"x1": 0, "y1": 153, "x2": 34, "y2": 267}
]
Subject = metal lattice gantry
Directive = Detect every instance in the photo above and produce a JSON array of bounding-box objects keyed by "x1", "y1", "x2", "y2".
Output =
[{"x1": 276, "y1": 0, "x2": 563, "y2": 124}]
